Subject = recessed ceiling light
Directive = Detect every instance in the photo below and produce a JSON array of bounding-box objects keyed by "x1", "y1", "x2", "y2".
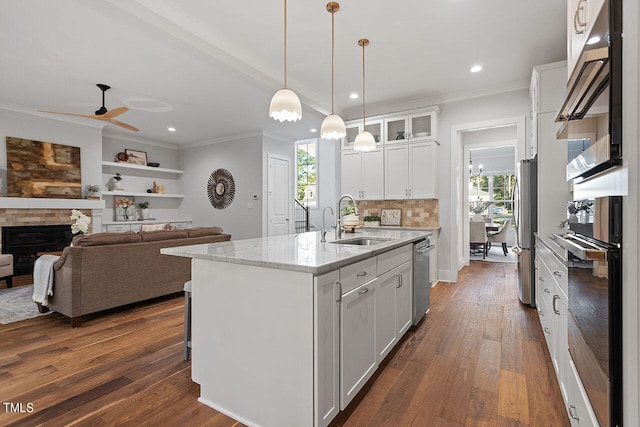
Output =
[
  {"x1": 586, "y1": 36, "x2": 601, "y2": 45},
  {"x1": 168, "y1": 127, "x2": 176, "y2": 132},
  {"x1": 470, "y1": 65, "x2": 483, "y2": 73},
  {"x1": 349, "y1": 93, "x2": 359, "y2": 99},
  {"x1": 310, "y1": 128, "x2": 317, "y2": 133}
]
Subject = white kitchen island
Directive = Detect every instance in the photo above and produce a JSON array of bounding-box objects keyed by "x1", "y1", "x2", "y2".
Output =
[{"x1": 161, "y1": 229, "x2": 429, "y2": 427}]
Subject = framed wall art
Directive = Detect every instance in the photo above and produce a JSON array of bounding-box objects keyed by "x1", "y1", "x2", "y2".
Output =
[
  {"x1": 380, "y1": 208, "x2": 402, "y2": 226},
  {"x1": 125, "y1": 149, "x2": 147, "y2": 166}
]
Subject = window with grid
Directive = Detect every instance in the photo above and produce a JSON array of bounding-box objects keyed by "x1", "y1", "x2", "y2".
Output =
[{"x1": 296, "y1": 141, "x2": 317, "y2": 208}]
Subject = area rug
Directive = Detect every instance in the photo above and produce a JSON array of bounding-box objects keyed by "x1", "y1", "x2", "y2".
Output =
[
  {"x1": 0, "y1": 285, "x2": 53, "y2": 324},
  {"x1": 470, "y1": 246, "x2": 516, "y2": 263}
]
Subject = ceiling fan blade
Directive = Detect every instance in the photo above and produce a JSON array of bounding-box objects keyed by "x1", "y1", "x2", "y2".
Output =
[
  {"x1": 102, "y1": 106, "x2": 129, "y2": 118},
  {"x1": 109, "y1": 118, "x2": 139, "y2": 132},
  {"x1": 38, "y1": 110, "x2": 96, "y2": 119}
]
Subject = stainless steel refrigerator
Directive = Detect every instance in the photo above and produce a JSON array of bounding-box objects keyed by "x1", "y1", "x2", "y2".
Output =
[{"x1": 512, "y1": 157, "x2": 537, "y2": 306}]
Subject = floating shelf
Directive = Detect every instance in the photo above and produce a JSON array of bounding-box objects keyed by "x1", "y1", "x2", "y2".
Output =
[
  {"x1": 103, "y1": 191, "x2": 184, "y2": 199},
  {"x1": 101, "y1": 161, "x2": 184, "y2": 175}
]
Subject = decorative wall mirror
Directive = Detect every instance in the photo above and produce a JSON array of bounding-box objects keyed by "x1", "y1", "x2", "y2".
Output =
[{"x1": 207, "y1": 168, "x2": 235, "y2": 209}]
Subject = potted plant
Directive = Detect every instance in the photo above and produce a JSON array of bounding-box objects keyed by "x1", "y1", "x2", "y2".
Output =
[
  {"x1": 138, "y1": 201, "x2": 150, "y2": 219},
  {"x1": 84, "y1": 184, "x2": 100, "y2": 199},
  {"x1": 341, "y1": 202, "x2": 360, "y2": 226},
  {"x1": 363, "y1": 215, "x2": 381, "y2": 227},
  {"x1": 113, "y1": 173, "x2": 123, "y2": 190}
]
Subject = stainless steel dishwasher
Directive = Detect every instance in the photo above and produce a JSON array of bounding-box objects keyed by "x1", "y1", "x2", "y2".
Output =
[{"x1": 413, "y1": 237, "x2": 434, "y2": 325}]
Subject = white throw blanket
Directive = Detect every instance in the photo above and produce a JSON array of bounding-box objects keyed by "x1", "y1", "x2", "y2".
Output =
[{"x1": 32, "y1": 255, "x2": 60, "y2": 306}]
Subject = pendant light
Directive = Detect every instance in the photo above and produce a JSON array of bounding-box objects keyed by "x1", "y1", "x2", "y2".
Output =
[
  {"x1": 269, "y1": 0, "x2": 302, "y2": 122},
  {"x1": 353, "y1": 38, "x2": 376, "y2": 151},
  {"x1": 320, "y1": 2, "x2": 346, "y2": 140}
]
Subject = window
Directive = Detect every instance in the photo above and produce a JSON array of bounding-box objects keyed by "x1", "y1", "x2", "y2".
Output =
[
  {"x1": 469, "y1": 173, "x2": 515, "y2": 225},
  {"x1": 296, "y1": 140, "x2": 317, "y2": 208}
]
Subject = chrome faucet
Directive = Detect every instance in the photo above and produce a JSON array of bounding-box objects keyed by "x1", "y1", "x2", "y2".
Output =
[
  {"x1": 321, "y1": 206, "x2": 335, "y2": 242},
  {"x1": 335, "y1": 194, "x2": 359, "y2": 240}
]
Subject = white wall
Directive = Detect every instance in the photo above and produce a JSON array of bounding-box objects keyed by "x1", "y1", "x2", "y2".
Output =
[
  {"x1": 179, "y1": 135, "x2": 263, "y2": 240},
  {"x1": 437, "y1": 89, "x2": 529, "y2": 282},
  {"x1": 0, "y1": 108, "x2": 103, "y2": 195}
]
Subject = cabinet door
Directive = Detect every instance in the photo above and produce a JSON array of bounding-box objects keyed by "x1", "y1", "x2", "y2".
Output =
[
  {"x1": 361, "y1": 149, "x2": 384, "y2": 200},
  {"x1": 340, "y1": 278, "x2": 378, "y2": 409},
  {"x1": 340, "y1": 150, "x2": 362, "y2": 198},
  {"x1": 314, "y1": 272, "x2": 340, "y2": 427},
  {"x1": 553, "y1": 292, "x2": 569, "y2": 402},
  {"x1": 385, "y1": 117, "x2": 408, "y2": 143},
  {"x1": 395, "y1": 261, "x2": 413, "y2": 337},
  {"x1": 408, "y1": 142, "x2": 436, "y2": 199},
  {"x1": 375, "y1": 270, "x2": 397, "y2": 363},
  {"x1": 384, "y1": 145, "x2": 409, "y2": 199},
  {"x1": 408, "y1": 111, "x2": 437, "y2": 141},
  {"x1": 342, "y1": 122, "x2": 362, "y2": 150}
]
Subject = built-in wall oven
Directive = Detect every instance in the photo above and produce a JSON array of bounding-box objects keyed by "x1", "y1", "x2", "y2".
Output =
[{"x1": 553, "y1": 196, "x2": 622, "y2": 427}]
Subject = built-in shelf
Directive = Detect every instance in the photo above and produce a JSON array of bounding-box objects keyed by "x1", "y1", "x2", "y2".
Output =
[
  {"x1": 103, "y1": 191, "x2": 184, "y2": 199},
  {"x1": 0, "y1": 198, "x2": 106, "y2": 209},
  {"x1": 101, "y1": 161, "x2": 184, "y2": 176}
]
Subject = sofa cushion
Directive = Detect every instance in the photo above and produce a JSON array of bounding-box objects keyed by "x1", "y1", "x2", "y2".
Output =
[
  {"x1": 187, "y1": 227, "x2": 224, "y2": 237},
  {"x1": 139, "y1": 230, "x2": 189, "y2": 242},
  {"x1": 74, "y1": 231, "x2": 143, "y2": 247},
  {"x1": 140, "y1": 223, "x2": 172, "y2": 231}
]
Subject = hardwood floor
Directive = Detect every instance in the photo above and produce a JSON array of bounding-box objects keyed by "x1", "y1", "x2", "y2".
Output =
[{"x1": 0, "y1": 261, "x2": 568, "y2": 427}]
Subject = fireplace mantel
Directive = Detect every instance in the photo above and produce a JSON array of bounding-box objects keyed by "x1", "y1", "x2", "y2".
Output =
[{"x1": 0, "y1": 198, "x2": 105, "y2": 209}]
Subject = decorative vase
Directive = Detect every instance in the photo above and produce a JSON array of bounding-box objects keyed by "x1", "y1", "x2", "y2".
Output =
[
  {"x1": 114, "y1": 180, "x2": 123, "y2": 190},
  {"x1": 342, "y1": 214, "x2": 360, "y2": 226},
  {"x1": 396, "y1": 131, "x2": 405, "y2": 140},
  {"x1": 568, "y1": 213, "x2": 578, "y2": 223},
  {"x1": 140, "y1": 208, "x2": 149, "y2": 219},
  {"x1": 472, "y1": 213, "x2": 485, "y2": 221},
  {"x1": 364, "y1": 221, "x2": 380, "y2": 227}
]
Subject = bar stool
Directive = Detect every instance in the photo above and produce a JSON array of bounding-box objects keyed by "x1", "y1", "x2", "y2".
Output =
[{"x1": 183, "y1": 280, "x2": 192, "y2": 360}]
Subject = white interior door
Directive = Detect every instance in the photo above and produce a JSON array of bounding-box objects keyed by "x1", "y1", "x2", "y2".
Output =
[{"x1": 268, "y1": 154, "x2": 291, "y2": 236}]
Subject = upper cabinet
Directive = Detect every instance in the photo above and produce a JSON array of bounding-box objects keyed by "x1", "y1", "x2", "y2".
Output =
[
  {"x1": 341, "y1": 120, "x2": 383, "y2": 150},
  {"x1": 566, "y1": 0, "x2": 606, "y2": 78},
  {"x1": 343, "y1": 107, "x2": 439, "y2": 147}
]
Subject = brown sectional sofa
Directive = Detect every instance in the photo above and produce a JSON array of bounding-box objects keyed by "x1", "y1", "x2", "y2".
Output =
[{"x1": 47, "y1": 227, "x2": 231, "y2": 326}]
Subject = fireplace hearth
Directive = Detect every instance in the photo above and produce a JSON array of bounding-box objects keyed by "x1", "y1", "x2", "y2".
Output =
[{"x1": 2, "y1": 225, "x2": 73, "y2": 275}]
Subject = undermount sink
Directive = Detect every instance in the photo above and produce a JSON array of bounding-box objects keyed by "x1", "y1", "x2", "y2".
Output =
[{"x1": 330, "y1": 237, "x2": 393, "y2": 246}]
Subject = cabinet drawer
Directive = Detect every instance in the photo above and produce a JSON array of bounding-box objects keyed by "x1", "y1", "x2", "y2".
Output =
[
  {"x1": 106, "y1": 224, "x2": 131, "y2": 232},
  {"x1": 340, "y1": 257, "x2": 377, "y2": 294},
  {"x1": 377, "y1": 244, "x2": 412, "y2": 276}
]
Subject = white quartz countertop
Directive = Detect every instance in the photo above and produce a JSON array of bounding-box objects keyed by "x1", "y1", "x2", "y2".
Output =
[{"x1": 161, "y1": 229, "x2": 431, "y2": 275}]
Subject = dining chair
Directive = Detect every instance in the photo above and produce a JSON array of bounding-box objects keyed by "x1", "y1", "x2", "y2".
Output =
[
  {"x1": 487, "y1": 219, "x2": 511, "y2": 256},
  {"x1": 469, "y1": 220, "x2": 488, "y2": 259}
]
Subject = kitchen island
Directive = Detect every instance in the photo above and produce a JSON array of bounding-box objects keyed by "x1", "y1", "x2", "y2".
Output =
[{"x1": 162, "y1": 229, "x2": 430, "y2": 427}]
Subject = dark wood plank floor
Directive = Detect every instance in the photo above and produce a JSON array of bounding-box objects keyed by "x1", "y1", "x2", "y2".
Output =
[{"x1": 0, "y1": 261, "x2": 568, "y2": 426}]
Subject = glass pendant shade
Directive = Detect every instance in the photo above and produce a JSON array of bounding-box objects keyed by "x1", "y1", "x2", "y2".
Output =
[
  {"x1": 321, "y1": 114, "x2": 346, "y2": 140},
  {"x1": 354, "y1": 130, "x2": 376, "y2": 151},
  {"x1": 269, "y1": 88, "x2": 302, "y2": 122}
]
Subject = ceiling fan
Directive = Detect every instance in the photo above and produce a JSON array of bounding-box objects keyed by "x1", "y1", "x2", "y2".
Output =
[{"x1": 39, "y1": 84, "x2": 139, "y2": 132}]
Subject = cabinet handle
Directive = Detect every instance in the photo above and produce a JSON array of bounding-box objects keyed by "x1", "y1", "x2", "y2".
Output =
[
  {"x1": 336, "y1": 281, "x2": 342, "y2": 302},
  {"x1": 396, "y1": 274, "x2": 403, "y2": 288},
  {"x1": 544, "y1": 287, "x2": 551, "y2": 293},
  {"x1": 538, "y1": 276, "x2": 544, "y2": 281},
  {"x1": 574, "y1": 0, "x2": 587, "y2": 34},
  {"x1": 553, "y1": 295, "x2": 560, "y2": 315},
  {"x1": 553, "y1": 271, "x2": 563, "y2": 277},
  {"x1": 356, "y1": 271, "x2": 368, "y2": 277},
  {"x1": 569, "y1": 404, "x2": 579, "y2": 420},
  {"x1": 358, "y1": 287, "x2": 369, "y2": 295},
  {"x1": 543, "y1": 327, "x2": 551, "y2": 334},
  {"x1": 539, "y1": 310, "x2": 545, "y2": 317}
]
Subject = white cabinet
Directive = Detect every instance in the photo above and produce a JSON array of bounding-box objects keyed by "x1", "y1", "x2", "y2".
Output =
[
  {"x1": 341, "y1": 120, "x2": 383, "y2": 150},
  {"x1": 340, "y1": 149, "x2": 384, "y2": 200},
  {"x1": 375, "y1": 269, "x2": 398, "y2": 363},
  {"x1": 384, "y1": 110, "x2": 439, "y2": 143},
  {"x1": 566, "y1": 360, "x2": 601, "y2": 427},
  {"x1": 340, "y1": 278, "x2": 378, "y2": 409},
  {"x1": 566, "y1": 0, "x2": 606, "y2": 79},
  {"x1": 394, "y1": 261, "x2": 413, "y2": 337},
  {"x1": 314, "y1": 271, "x2": 340, "y2": 427},
  {"x1": 384, "y1": 142, "x2": 437, "y2": 199}
]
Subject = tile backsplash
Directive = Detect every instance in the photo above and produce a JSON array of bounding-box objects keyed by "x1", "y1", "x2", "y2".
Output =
[{"x1": 355, "y1": 199, "x2": 438, "y2": 228}]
